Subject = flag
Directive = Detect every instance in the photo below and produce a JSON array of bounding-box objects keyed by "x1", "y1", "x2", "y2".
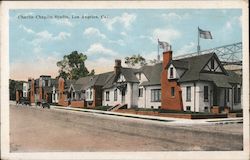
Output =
[
  {"x1": 198, "y1": 28, "x2": 212, "y2": 39},
  {"x1": 158, "y1": 40, "x2": 170, "y2": 51}
]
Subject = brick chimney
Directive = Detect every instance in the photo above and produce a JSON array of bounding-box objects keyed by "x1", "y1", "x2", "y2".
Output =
[
  {"x1": 161, "y1": 48, "x2": 183, "y2": 111},
  {"x1": 114, "y1": 59, "x2": 122, "y2": 75},
  {"x1": 162, "y1": 50, "x2": 172, "y2": 69}
]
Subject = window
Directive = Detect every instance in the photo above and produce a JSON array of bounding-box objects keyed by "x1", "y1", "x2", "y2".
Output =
[
  {"x1": 186, "y1": 106, "x2": 191, "y2": 111},
  {"x1": 151, "y1": 89, "x2": 161, "y2": 102},
  {"x1": 170, "y1": 67, "x2": 174, "y2": 78},
  {"x1": 106, "y1": 91, "x2": 110, "y2": 101},
  {"x1": 138, "y1": 88, "x2": 143, "y2": 97},
  {"x1": 204, "y1": 86, "x2": 208, "y2": 101},
  {"x1": 226, "y1": 89, "x2": 230, "y2": 102},
  {"x1": 237, "y1": 88, "x2": 241, "y2": 103},
  {"x1": 114, "y1": 89, "x2": 117, "y2": 101},
  {"x1": 171, "y1": 87, "x2": 175, "y2": 97},
  {"x1": 186, "y1": 86, "x2": 191, "y2": 101},
  {"x1": 233, "y1": 86, "x2": 241, "y2": 103},
  {"x1": 211, "y1": 58, "x2": 215, "y2": 70}
]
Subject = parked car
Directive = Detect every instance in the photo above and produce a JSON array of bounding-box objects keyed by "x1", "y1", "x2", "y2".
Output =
[
  {"x1": 41, "y1": 100, "x2": 50, "y2": 109},
  {"x1": 19, "y1": 97, "x2": 30, "y2": 106}
]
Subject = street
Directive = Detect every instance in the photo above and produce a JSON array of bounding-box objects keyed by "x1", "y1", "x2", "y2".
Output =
[{"x1": 10, "y1": 104, "x2": 243, "y2": 152}]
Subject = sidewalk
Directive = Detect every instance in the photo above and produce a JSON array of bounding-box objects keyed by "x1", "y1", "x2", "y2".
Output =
[{"x1": 51, "y1": 105, "x2": 243, "y2": 125}]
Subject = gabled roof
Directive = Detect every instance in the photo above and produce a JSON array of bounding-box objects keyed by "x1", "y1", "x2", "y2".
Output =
[
  {"x1": 175, "y1": 53, "x2": 242, "y2": 87},
  {"x1": 176, "y1": 53, "x2": 215, "y2": 82},
  {"x1": 140, "y1": 63, "x2": 162, "y2": 86},
  {"x1": 102, "y1": 68, "x2": 139, "y2": 89},
  {"x1": 120, "y1": 68, "x2": 139, "y2": 83},
  {"x1": 167, "y1": 60, "x2": 189, "y2": 70}
]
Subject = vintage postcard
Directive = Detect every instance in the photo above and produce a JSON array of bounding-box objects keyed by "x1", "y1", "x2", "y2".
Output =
[{"x1": 1, "y1": 1, "x2": 249, "y2": 160}]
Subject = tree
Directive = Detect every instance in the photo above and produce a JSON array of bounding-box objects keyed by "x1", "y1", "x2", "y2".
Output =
[
  {"x1": 57, "y1": 51, "x2": 94, "y2": 80},
  {"x1": 124, "y1": 54, "x2": 147, "y2": 67}
]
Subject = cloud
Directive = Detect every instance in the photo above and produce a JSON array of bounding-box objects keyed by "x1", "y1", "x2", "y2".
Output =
[
  {"x1": 54, "y1": 32, "x2": 71, "y2": 40},
  {"x1": 102, "y1": 12, "x2": 136, "y2": 31},
  {"x1": 83, "y1": 27, "x2": 106, "y2": 39},
  {"x1": 19, "y1": 24, "x2": 35, "y2": 34},
  {"x1": 86, "y1": 43, "x2": 117, "y2": 56},
  {"x1": 224, "y1": 16, "x2": 242, "y2": 30},
  {"x1": 120, "y1": 32, "x2": 127, "y2": 36},
  {"x1": 151, "y1": 28, "x2": 181, "y2": 43},
  {"x1": 108, "y1": 39, "x2": 126, "y2": 46},
  {"x1": 161, "y1": 12, "x2": 190, "y2": 21},
  {"x1": 52, "y1": 19, "x2": 74, "y2": 27},
  {"x1": 31, "y1": 30, "x2": 71, "y2": 46},
  {"x1": 176, "y1": 42, "x2": 196, "y2": 54}
]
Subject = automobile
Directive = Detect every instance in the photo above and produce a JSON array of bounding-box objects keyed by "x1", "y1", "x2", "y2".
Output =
[
  {"x1": 19, "y1": 97, "x2": 30, "y2": 106},
  {"x1": 41, "y1": 100, "x2": 50, "y2": 109}
]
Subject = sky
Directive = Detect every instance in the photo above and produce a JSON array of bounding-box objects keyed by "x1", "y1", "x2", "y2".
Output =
[{"x1": 9, "y1": 9, "x2": 242, "y2": 81}]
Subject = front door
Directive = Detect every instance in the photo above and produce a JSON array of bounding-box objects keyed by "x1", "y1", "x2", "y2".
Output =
[{"x1": 121, "y1": 89, "x2": 125, "y2": 104}]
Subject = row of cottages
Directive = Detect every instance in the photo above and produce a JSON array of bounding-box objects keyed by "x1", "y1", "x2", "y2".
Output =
[
  {"x1": 20, "y1": 48, "x2": 242, "y2": 112},
  {"x1": 56, "y1": 72, "x2": 113, "y2": 108},
  {"x1": 56, "y1": 49, "x2": 241, "y2": 112},
  {"x1": 101, "y1": 50, "x2": 242, "y2": 112}
]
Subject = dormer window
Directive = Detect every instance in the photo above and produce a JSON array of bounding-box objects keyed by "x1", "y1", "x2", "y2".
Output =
[{"x1": 170, "y1": 67, "x2": 174, "y2": 78}]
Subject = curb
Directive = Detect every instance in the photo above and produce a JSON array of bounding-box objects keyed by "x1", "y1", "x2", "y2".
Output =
[
  {"x1": 50, "y1": 106, "x2": 243, "y2": 125},
  {"x1": 51, "y1": 106, "x2": 178, "y2": 123}
]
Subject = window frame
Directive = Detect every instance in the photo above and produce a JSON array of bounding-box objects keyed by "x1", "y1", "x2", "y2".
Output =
[
  {"x1": 138, "y1": 88, "x2": 143, "y2": 97},
  {"x1": 114, "y1": 89, "x2": 117, "y2": 101},
  {"x1": 186, "y1": 86, "x2": 191, "y2": 102},
  {"x1": 204, "y1": 86, "x2": 209, "y2": 102},
  {"x1": 171, "y1": 87, "x2": 175, "y2": 97},
  {"x1": 106, "y1": 91, "x2": 110, "y2": 101},
  {"x1": 151, "y1": 89, "x2": 161, "y2": 102},
  {"x1": 170, "y1": 67, "x2": 174, "y2": 78}
]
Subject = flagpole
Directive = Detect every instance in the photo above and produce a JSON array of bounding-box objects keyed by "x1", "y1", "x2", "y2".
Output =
[
  {"x1": 157, "y1": 39, "x2": 160, "y2": 62},
  {"x1": 197, "y1": 27, "x2": 200, "y2": 55}
]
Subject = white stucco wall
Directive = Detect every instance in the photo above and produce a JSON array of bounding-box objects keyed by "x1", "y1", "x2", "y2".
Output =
[
  {"x1": 138, "y1": 85, "x2": 161, "y2": 109},
  {"x1": 102, "y1": 83, "x2": 139, "y2": 108},
  {"x1": 181, "y1": 81, "x2": 213, "y2": 112},
  {"x1": 102, "y1": 87, "x2": 124, "y2": 107}
]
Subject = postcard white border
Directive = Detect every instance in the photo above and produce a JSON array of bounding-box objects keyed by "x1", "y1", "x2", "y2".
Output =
[{"x1": 1, "y1": 1, "x2": 249, "y2": 160}]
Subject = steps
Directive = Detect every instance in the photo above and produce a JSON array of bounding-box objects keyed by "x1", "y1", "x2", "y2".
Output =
[{"x1": 108, "y1": 104, "x2": 127, "y2": 111}]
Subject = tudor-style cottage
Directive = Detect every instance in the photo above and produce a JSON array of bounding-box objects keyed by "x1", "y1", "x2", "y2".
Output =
[
  {"x1": 161, "y1": 49, "x2": 242, "y2": 112},
  {"x1": 102, "y1": 60, "x2": 140, "y2": 109}
]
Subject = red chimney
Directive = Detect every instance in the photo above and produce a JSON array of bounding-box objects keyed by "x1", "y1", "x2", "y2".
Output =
[
  {"x1": 162, "y1": 50, "x2": 172, "y2": 69},
  {"x1": 161, "y1": 49, "x2": 183, "y2": 111}
]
